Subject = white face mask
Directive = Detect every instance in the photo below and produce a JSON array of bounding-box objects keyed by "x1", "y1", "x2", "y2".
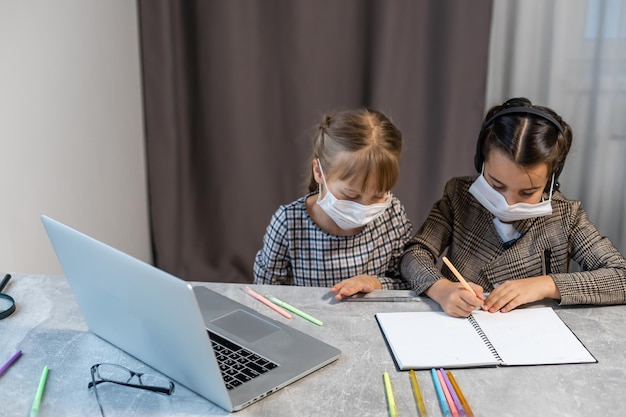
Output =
[
  {"x1": 316, "y1": 160, "x2": 391, "y2": 230},
  {"x1": 469, "y1": 171, "x2": 554, "y2": 222}
]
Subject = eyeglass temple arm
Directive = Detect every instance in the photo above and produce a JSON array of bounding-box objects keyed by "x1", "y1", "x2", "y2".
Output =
[{"x1": 88, "y1": 379, "x2": 173, "y2": 394}]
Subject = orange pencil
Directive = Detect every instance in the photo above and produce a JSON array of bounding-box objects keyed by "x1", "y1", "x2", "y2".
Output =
[
  {"x1": 446, "y1": 370, "x2": 475, "y2": 417},
  {"x1": 442, "y1": 256, "x2": 478, "y2": 298}
]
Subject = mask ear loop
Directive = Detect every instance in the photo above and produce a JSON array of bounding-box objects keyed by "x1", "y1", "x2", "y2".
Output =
[
  {"x1": 546, "y1": 173, "x2": 555, "y2": 201},
  {"x1": 316, "y1": 159, "x2": 330, "y2": 198}
]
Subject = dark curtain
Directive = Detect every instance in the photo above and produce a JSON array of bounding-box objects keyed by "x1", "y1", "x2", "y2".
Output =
[{"x1": 137, "y1": 0, "x2": 493, "y2": 283}]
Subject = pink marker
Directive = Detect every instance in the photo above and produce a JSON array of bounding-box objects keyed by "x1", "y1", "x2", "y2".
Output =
[
  {"x1": 242, "y1": 286, "x2": 292, "y2": 319},
  {"x1": 437, "y1": 368, "x2": 459, "y2": 417},
  {"x1": 441, "y1": 368, "x2": 465, "y2": 415}
]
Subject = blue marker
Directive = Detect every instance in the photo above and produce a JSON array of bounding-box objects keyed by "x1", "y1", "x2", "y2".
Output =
[{"x1": 431, "y1": 368, "x2": 451, "y2": 417}]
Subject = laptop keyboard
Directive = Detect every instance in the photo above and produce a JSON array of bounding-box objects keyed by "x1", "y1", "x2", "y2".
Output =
[{"x1": 208, "y1": 331, "x2": 278, "y2": 390}]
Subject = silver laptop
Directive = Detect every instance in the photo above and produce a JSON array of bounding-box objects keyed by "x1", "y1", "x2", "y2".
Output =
[{"x1": 41, "y1": 215, "x2": 341, "y2": 412}]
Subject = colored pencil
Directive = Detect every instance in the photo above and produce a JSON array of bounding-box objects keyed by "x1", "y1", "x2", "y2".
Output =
[
  {"x1": 440, "y1": 368, "x2": 464, "y2": 415},
  {"x1": 437, "y1": 368, "x2": 459, "y2": 417},
  {"x1": 242, "y1": 286, "x2": 292, "y2": 319},
  {"x1": 431, "y1": 368, "x2": 450, "y2": 417},
  {"x1": 383, "y1": 371, "x2": 398, "y2": 417},
  {"x1": 266, "y1": 295, "x2": 323, "y2": 326},
  {"x1": 442, "y1": 256, "x2": 477, "y2": 297},
  {"x1": 447, "y1": 370, "x2": 475, "y2": 417},
  {"x1": 0, "y1": 350, "x2": 22, "y2": 376},
  {"x1": 410, "y1": 369, "x2": 427, "y2": 416},
  {"x1": 30, "y1": 365, "x2": 49, "y2": 417}
]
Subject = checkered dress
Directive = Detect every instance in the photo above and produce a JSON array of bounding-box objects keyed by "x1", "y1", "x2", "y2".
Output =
[
  {"x1": 253, "y1": 192, "x2": 413, "y2": 289},
  {"x1": 402, "y1": 176, "x2": 626, "y2": 305}
]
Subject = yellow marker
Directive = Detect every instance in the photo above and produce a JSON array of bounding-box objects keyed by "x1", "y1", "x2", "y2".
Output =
[
  {"x1": 383, "y1": 371, "x2": 398, "y2": 417},
  {"x1": 410, "y1": 370, "x2": 427, "y2": 416}
]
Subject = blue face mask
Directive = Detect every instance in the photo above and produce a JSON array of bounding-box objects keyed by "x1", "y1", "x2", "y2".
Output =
[
  {"x1": 469, "y1": 171, "x2": 554, "y2": 222},
  {"x1": 316, "y1": 160, "x2": 391, "y2": 230}
]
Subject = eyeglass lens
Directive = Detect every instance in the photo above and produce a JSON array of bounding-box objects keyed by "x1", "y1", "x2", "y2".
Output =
[{"x1": 95, "y1": 363, "x2": 172, "y2": 387}]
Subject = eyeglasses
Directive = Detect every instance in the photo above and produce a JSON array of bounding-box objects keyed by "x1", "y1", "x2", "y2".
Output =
[{"x1": 88, "y1": 363, "x2": 175, "y2": 417}]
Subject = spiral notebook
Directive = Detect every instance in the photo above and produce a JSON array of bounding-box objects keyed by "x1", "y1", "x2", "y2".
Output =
[{"x1": 375, "y1": 307, "x2": 596, "y2": 370}]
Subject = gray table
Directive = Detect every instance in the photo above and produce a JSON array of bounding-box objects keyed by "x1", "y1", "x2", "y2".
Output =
[{"x1": 1, "y1": 274, "x2": 625, "y2": 417}]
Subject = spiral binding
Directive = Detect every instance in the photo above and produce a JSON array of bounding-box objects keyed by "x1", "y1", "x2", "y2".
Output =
[{"x1": 467, "y1": 315, "x2": 503, "y2": 363}]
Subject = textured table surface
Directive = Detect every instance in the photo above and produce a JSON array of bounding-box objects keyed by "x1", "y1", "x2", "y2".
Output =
[{"x1": 1, "y1": 273, "x2": 626, "y2": 417}]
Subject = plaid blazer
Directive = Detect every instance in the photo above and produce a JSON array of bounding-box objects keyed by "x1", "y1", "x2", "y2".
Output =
[{"x1": 401, "y1": 176, "x2": 626, "y2": 305}]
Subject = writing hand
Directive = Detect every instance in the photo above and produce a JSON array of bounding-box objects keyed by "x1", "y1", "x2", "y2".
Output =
[{"x1": 425, "y1": 280, "x2": 484, "y2": 318}]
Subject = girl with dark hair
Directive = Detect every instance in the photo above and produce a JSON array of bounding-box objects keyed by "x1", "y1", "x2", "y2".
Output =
[{"x1": 401, "y1": 98, "x2": 626, "y2": 317}]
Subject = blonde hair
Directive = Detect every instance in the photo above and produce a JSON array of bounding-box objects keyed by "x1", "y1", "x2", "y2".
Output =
[{"x1": 307, "y1": 108, "x2": 403, "y2": 193}]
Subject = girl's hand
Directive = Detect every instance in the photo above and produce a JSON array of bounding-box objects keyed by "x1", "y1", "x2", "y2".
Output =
[
  {"x1": 483, "y1": 276, "x2": 560, "y2": 313},
  {"x1": 425, "y1": 279, "x2": 484, "y2": 317},
  {"x1": 331, "y1": 275, "x2": 382, "y2": 300}
]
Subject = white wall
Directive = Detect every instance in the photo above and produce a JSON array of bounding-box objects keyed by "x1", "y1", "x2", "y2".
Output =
[{"x1": 0, "y1": 0, "x2": 151, "y2": 275}]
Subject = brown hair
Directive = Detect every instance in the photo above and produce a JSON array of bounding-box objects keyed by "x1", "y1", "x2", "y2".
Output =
[{"x1": 307, "y1": 108, "x2": 403, "y2": 193}]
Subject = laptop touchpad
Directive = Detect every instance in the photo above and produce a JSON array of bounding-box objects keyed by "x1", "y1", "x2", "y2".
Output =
[{"x1": 211, "y1": 310, "x2": 281, "y2": 343}]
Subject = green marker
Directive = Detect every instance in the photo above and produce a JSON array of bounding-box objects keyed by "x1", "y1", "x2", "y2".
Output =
[
  {"x1": 266, "y1": 295, "x2": 323, "y2": 326},
  {"x1": 30, "y1": 365, "x2": 49, "y2": 417}
]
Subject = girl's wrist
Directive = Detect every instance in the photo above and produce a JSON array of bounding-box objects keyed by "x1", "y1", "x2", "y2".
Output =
[
  {"x1": 540, "y1": 275, "x2": 560, "y2": 299},
  {"x1": 370, "y1": 276, "x2": 383, "y2": 290},
  {"x1": 424, "y1": 279, "x2": 451, "y2": 304}
]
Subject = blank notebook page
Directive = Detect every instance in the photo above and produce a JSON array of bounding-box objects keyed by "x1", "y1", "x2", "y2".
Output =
[
  {"x1": 472, "y1": 307, "x2": 596, "y2": 365},
  {"x1": 376, "y1": 311, "x2": 499, "y2": 369}
]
